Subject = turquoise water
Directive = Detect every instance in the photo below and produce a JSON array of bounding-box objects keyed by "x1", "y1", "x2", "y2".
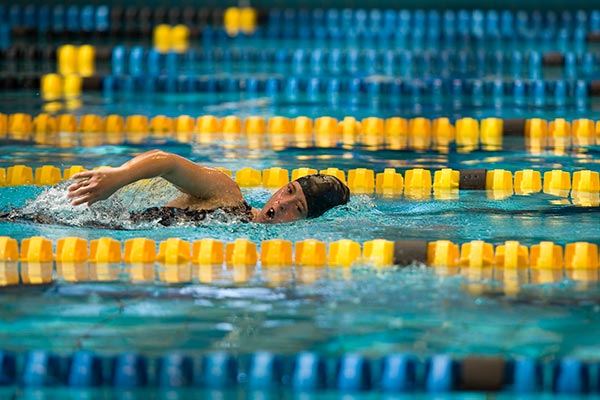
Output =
[
  {"x1": 1, "y1": 138, "x2": 599, "y2": 360},
  {"x1": 2, "y1": 9, "x2": 600, "y2": 395}
]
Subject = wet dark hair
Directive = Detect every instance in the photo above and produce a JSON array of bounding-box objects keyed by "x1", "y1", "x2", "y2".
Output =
[{"x1": 295, "y1": 174, "x2": 350, "y2": 218}]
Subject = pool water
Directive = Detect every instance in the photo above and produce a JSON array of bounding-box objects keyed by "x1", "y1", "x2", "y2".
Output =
[
  {"x1": 1, "y1": 4, "x2": 600, "y2": 395},
  {"x1": 1, "y1": 138, "x2": 599, "y2": 362}
]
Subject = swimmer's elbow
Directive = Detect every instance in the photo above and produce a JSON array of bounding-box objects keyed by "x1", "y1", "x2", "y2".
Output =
[{"x1": 143, "y1": 150, "x2": 179, "y2": 175}]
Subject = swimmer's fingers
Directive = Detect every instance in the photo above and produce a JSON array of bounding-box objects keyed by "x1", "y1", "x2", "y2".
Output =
[
  {"x1": 70, "y1": 194, "x2": 94, "y2": 207},
  {"x1": 67, "y1": 179, "x2": 92, "y2": 198},
  {"x1": 69, "y1": 189, "x2": 104, "y2": 207},
  {"x1": 70, "y1": 171, "x2": 95, "y2": 180},
  {"x1": 67, "y1": 171, "x2": 95, "y2": 193}
]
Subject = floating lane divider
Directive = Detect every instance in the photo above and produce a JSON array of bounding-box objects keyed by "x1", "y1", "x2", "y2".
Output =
[
  {"x1": 96, "y1": 75, "x2": 591, "y2": 106},
  {"x1": 0, "y1": 164, "x2": 598, "y2": 202},
  {"x1": 4, "y1": 45, "x2": 600, "y2": 82},
  {"x1": 0, "y1": 237, "x2": 599, "y2": 286},
  {"x1": 1, "y1": 113, "x2": 600, "y2": 150},
  {"x1": 3, "y1": 5, "x2": 240, "y2": 37},
  {"x1": 99, "y1": 46, "x2": 600, "y2": 80},
  {"x1": 0, "y1": 350, "x2": 594, "y2": 393},
  {"x1": 4, "y1": 5, "x2": 600, "y2": 41}
]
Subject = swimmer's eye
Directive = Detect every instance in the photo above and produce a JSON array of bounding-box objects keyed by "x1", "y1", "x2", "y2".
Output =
[
  {"x1": 287, "y1": 185, "x2": 293, "y2": 194},
  {"x1": 267, "y1": 208, "x2": 275, "y2": 219}
]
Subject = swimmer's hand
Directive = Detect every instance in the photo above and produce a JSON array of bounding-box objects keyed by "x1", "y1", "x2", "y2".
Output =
[{"x1": 67, "y1": 168, "x2": 125, "y2": 206}]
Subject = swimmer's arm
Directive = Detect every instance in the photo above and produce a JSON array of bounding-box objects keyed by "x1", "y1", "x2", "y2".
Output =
[{"x1": 67, "y1": 150, "x2": 241, "y2": 206}]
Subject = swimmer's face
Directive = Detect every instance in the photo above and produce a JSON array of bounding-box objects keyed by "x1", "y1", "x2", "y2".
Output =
[{"x1": 256, "y1": 181, "x2": 308, "y2": 224}]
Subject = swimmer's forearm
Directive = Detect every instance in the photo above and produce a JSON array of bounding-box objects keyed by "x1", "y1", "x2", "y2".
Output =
[
  {"x1": 119, "y1": 150, "x2": 236, "y2": 199},
  {"x1": 118, "y1": 150, "x2": 181, "y2": 185},
  {"x1": 66, "y1": 150, "x2": 179, "y2": 205},
  {"x1": 68, "y1": 150, "x2": 241, "y2": 206}
]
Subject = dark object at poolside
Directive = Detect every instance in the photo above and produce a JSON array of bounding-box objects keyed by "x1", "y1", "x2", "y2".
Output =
[
  {"x1": 459, "y1": 169, "x2": 487, "y2": 190},
  {"x1": 460, "y1": 356, "x2": 505, "y2": 391},
  {"x1": 394, "y1": 240, "x2": 428, "y2": 266},
  {"x1": 94, "y1": 46, "x2": 113, "y2": 62},
  {"x1": 502, "y1": 118, "x2": 526, "y2": 136},
  {"x1": 589, "y1": 81, "x2": 600, "y2": 97},
  {"x1": 82, "y1": 76, "x2": 104, "y2": 91},
  {"x1": 542, "y1": 51, "x2": 564, "y2": 67},
  {"x1": 586, "y1": 31, "x2": 600, "y2": 42}
]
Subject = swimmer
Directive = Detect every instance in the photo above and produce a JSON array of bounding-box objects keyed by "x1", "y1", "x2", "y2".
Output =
[{"x1": 64, "y1": 150, "x2": 350, "y2": 225}]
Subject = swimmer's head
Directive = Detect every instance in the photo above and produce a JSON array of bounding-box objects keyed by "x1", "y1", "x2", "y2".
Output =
[{"x1": 256, "y1": 174, "x2": 350, "y2": 224}]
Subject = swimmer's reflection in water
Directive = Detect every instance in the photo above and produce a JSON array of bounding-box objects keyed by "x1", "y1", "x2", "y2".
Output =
[{"x1": 2, "y1": 150, "x2": 350, "y2": 227}]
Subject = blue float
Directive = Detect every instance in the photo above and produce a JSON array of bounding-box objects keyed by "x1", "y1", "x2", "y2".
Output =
[
  {"x1": 425, "y1": 355, "x2": 456, "y2": 392},
  {"x1": 379, "y1": 354, "x2": 416, "y2": 392},
  {"x1": 554, "y1": 80, "x2": 567, "y2": 107},
  {"x1": 68, "y1": 351, "x2": 102, "y2": 387},
  {"x1": 112, "y1": 353, "x2": 148, "y2": 388},
  {"x1": 147, "y1": 49, "x2": 161, "y2": 76},
  {"x1": 471, "y1": 79, "x2": 484, "y2": 106},
  {"x1": 95, "y1": 5, "x2": 109, "y2": 32},
  {"x1": 443, "y1": 10, "x2": 456, "y2": 40},
  {"x1": 8, "y1": 5, "x2": 20, "y2": 27},
  {"x1": 111, "y1": 45, "x2": 126, "y2": 76},
  {"x1": 456, "y1": 51, "x2": 470, "y2": 75},
  {"x1": 528, "y1": 51, "x2": 542, "y2": 79},
  {"x1": 326, "y1": 77, "x2": 341, "y2": 104},
  {"x1": 326, "y1": 8, "x2": 339, "y2": 31},
  {"x1": 102, "y1": 75, "x2": 115, "y2": 97},
  {"x1": 348, "y1": 77, "x2": 361, "y2": 105},
  {"x1": 532, "y1": 80, "x2": 545, "y2": 107},
  {"x1": 591, "y1": 10, "x2": 600, "y2": 31},
  {"x1": 129, "y1": 46, "x2": 145, "y2": 77},
  {"x1": 246, "y1": 77, "x2": 260, "y2": 96},
  {"x1": 398, "y1": 10, "x2": 411, "y2": 35},
  {"x1": 346, "y1": 49, "x2": 359, "y2": 75},
  {"x1": 157, "y1": 352, "x2": 193, "y2": 388},
  {"x1": 0, "y1": 24, "x2": 9, "y2": 51},
  {"x1": 265, "y1": 77, "x2": 280, "y2": 98},
  {"x1": 306, "y1": 77, "x2": 320, "y2": 101},
  {"x1": 328, "y1": 49, "x2": 342, "y2": 75},
  {"x1": 22, "y1": 5, "x2": 35, "y2": 28},
  {"x1": 575, "y1": 80, "x2": 588, "y2": 108},
  {"x1": 364, "y1": 50, "x2": 378, "y2": 75},
  {"x1": 291, "y1": 352, "x2": 327, "y2": 391},
  {"x1": 248, "y1": 352, "x2": 284, "y2": 389},
  {"x1": 511, "y1": 358, "x2": 542, "y2": 393},
  {"x1": 51, "y1": 5, "x2": 65, "y2": 33},
  {"x1": 564, "y1": 52, "x2": 576, "y2": 79},
  {"x1": 500, "y1": 10, "x2": 514, "y2": 39},
  {"x1": 382, "y1": 51, "x2": 396, "y2": 76},
  {"x1": 177, "y1": 75, "x2": 196, "y2": 93},
  {"x1": 337, "y1": 354, "x2": 371, "y2": 391},
  {"x1": 292, "y1": 49, "x2": 306, "y2": 75},
  {"x1": 513, "y1": 79, "x2": 526, "y2": 106},
  {"x1": 80, "y1": 6, "x2": 94, "y2": 33},
  {"x1": 0, "y1": 351, "x2": 15, "y2": 385},
  {"x1": 582, "y1": 53, "x2": 595, "y2": 76},
  {"x1": 471, "y1": 9, "x2": 485, "y2": 39},
  {"x1": 554, "y1": 358, "x2": 588, "y2": 394},
  {"x1": 166, "y1": 51, "x2": 178, "y2": 77},
  {"x1": 382, "y1": 9, "x2": 397, "y2": 32},
  {"x1": 23, "y1": 351, "x2": 63, "y2": 387},
  {"x1": 37, "y1": 6, "x2": 50, "y2": 33},
  {"x1": 511, "y1": 51, "x2": 524, "y2": 78},
  {"x1": 310, "y1": 49, "x2": 324, "y2": 75},
  {"x1": 66, "y1": 5, "x2": 79, "y2": 33},
  {"x1": 196, "y1": 352, "x2": 238, "y2": 388}
]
